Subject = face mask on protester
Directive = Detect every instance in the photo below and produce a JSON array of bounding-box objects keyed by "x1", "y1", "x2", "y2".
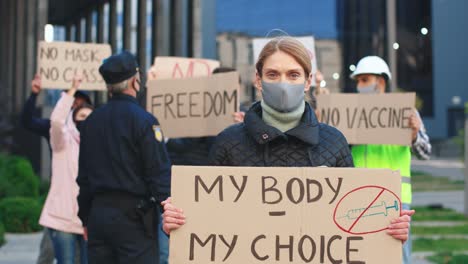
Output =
[
  {"x1": 261, "y1": 81, "x2": 305, "y2": 112},
  {"x1": 75, "y1": 121, "x2": 84, "y2": 132},
  {"x1": 358, "y1": 82, "x2": 379, "y2": 94}
]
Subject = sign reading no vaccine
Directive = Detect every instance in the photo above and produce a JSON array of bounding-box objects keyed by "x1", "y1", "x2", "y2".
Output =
[
  {"x1": 169, "y1": 166, "x2": 402, "y2": 264},
  {"x1": 317, "y1": 93, "x2": 416, "y2": 146}
]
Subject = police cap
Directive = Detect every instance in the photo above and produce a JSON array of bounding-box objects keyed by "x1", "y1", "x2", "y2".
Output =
[{"x1": 99, "y1": 51, "x2": 139, "y2": 84}]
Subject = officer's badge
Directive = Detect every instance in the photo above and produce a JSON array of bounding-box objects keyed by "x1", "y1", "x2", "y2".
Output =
[{"x1": 152, "y1": 125, "x2": 163, "y2": 142}]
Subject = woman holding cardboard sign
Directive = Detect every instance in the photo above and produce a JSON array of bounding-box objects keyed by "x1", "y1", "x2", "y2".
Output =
[
  {"x1": 162, "y1": 37, "x2": 413, "y2": 242},
  {"x1": 39, "y1": 75, "x2": 93, "y2": 264}
]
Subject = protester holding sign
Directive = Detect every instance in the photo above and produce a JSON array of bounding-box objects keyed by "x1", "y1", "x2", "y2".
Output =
[
  {"x1": 312, "y1": 70, "x2": 330, "y2": 96},
  {"x1": 23, "y1": 75, "x2": 91, "y2": 264},
  {"x1": 39, "y1": 75, "x2": 93, "y2": 264},
  {"x1": 166, "y1": 67, "x2": 243, "y2": 166},
  {"x1": 22, "y1": 75, "x2": 92, "y2": 143},
  {"x1": 162, "y1": 37, "x2": 413, "y2": 244},
  {"x1": 350, "y1": 55, "x2": 432, "y2": 263}
]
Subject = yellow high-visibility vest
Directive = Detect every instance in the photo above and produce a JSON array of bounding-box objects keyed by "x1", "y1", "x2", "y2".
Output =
[{"x1": 352, "y1": 144, "x2": 412, "y2": 204}]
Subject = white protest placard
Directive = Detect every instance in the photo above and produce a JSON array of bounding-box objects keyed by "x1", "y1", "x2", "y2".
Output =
[
  {"x1": 146, "y1": 72, "x2": 239, "y2": 138},
  {"x1": 37, "y1": 41, "x2": 111, "y2": 90},
  {"x1": 147, "y1": 56, "x2": 220, "y2": 80},
  {"x1": 169, "y1": 166, "x2": 402, "y2": 264},
  {"x1": 253, "y1": 36, "x2": 317, "y2": 79},
  {"x1": 317, "y1": 93, "x2": 416, "y2": 146}
]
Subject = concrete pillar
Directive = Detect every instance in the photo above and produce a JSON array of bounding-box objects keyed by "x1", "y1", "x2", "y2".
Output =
[
  {"x1": 192, "y1": 0, "x2": 202, "y2": 58},
  {"x1": 123, "y1": 0, "x2": 132, "y2": 50},
  {"x1": 14, "y1": 0, "x2": 26, "y2": 112},
  {"x1": 155, "y1": 0, "x2": 171, "y2": 56},
  {"x1": 137, "y1": 0, "x2": 148, "y2": 67},
  {"x1": 6, "y1": 0, "x2": 16, "y2": 113},
  {"x1": 75, "y1": 18, "x2": 82, "y2": 42},
  {"x1": 65, "y1": 23, "x2": 72, "y2": 41},
  {"x1": 86, "y1": 11, "x2": 94, "y2": 43},
  {"x1": 25, "y1": 0, "x2": 37, "y2": 86},
  {"x1": 0, "y1": 0, "x2": 7, "y2": 98},
  {"x1": 109, "y1": 0, "x2": 117, "y2": 52},
  {"x1": 37, "y1": 0, "x2": 49, "y2": 180},
  {"x1": 386, "y1": 0, "x2": 397, "y2": 92},
  {"x1": 36, "y1": 0, "x2": 47, "y2": 41},
  {"x1": 192, "y1": 0, "x2": 216, "y2": 59},
  {"x1": 97, "y1": 4, "x2": 105, "y2": 43},
  {"x1": 172, "y1": 0, "x2": 189, "y2": 57}
]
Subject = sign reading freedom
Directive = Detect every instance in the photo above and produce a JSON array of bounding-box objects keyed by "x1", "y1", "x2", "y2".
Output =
[
  {"x1": 317, "y1": 93, "x2": 416, "y2": 146},
  {"x1": 146, "y1": 72, "x2": 239, "y2": 138},
  {"x1": 169, "y1": 166, "x2": 402, "y2": 264}
]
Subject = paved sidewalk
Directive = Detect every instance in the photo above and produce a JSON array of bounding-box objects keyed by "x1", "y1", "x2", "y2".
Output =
[
  {"x1": 413, "y1": 190, "x2": 464, "y2": 213},
  {"x1": 0, "y1": 233, "x2": 41, "y2": 264},
  {"x1": 412, "y1": 158, "x2": 465, "y2": 213},
  {"x1": 412, "y1": 158, "x2": 465, "y2": 181}
]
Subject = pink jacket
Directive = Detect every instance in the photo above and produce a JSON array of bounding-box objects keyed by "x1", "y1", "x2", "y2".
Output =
[{"x1": 39, "y1": 92, "x2": 84, "y2": 234}]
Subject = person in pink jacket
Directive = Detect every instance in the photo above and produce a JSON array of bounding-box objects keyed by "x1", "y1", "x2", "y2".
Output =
[{"x1": 39, "y1": 75, "x2": 93, "y2": 264}]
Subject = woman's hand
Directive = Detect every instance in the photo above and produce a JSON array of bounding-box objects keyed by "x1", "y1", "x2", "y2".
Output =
[
  {"x1": 31, "y1": 74, "x2": 42, "y2": 94},
  {"x1": 233, "y1": 111, "x2": 245, "y2": 123},
  {"x1": 68, "y1": 74, "x2": 83, "y2": 96},
  {"x1": 387, "y1": 209, "x2": 415, "y2": 243},
  {"x1": 161, "y1": 197, "x2": 186, "y2": 235}
]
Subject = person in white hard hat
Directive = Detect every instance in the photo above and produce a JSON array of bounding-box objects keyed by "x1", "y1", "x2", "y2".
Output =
[{"x1": 350, "y1": 55, "x2": 432, "y2": 264}]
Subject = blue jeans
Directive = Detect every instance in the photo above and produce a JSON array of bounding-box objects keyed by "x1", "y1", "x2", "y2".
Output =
[
  {"x1": 36, "y1": 228, "x2": 54, "y2": 264},
  {"x1": 402, "y1": 203, "x2": 412, "y2": 264},
  {"x1": 159, "y1": 215, "x2": 169, "y2": 264},
  {"x1": 49, "y1": 228, "x2": 88, "y2": 264}
]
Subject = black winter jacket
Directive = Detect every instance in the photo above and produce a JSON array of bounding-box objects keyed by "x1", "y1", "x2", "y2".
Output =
[
  {"x1": 209, "y1": 101, "x2": 354, "y2": 167},
  {"x1": 166, "y1": 137, "x2": 215, "y2": 166}
]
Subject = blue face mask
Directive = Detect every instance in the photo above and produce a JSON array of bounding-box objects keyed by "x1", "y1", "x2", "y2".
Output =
[
  {"x1": 358, "y1": 83, "x2": 379, "y2": 94},
  {"x1": 261, "y1": 81, "x2": 305, "y2": 112}
]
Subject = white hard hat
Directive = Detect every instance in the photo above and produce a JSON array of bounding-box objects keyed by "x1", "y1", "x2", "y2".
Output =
[{"x1": 350, "y1": 56, "x2": 392, "y2": 81}]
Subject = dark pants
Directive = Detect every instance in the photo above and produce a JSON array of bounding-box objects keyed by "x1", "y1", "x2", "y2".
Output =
[{"x1": 87, "y1": 196, "x2": 159, "y2": 264}]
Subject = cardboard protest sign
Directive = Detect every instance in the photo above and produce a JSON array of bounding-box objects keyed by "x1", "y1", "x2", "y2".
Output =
[
  {"x1": 147, "y1": 56, "x2": 220, "y2": 80},
  {"x1": 253, "y1": 36, "x2": 317, "y2": 82},
  {"x1": 146, "y1": 72, "x2": 239, "y2": 138},
  {"x1": 317, "y1": 93, "x2": 416, "y2": 146},
  {"x1": 169, "y1": 166, "x2": 402, "y2": 264},
  {"x1": 37, "y1": 41, "x2": 111, "y2": 90}
]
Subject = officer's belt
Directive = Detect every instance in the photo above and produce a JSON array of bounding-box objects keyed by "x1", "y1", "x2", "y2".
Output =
[
  {"x1": 94, "y1": 191, "x2": 158, "y2": 238},
  {"x1": 93, "y1": 191, "x2": 145, "y2": 211}
]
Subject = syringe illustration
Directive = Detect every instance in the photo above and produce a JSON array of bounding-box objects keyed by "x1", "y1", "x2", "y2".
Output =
[{"x1": 338, "y1": 200, "x2": 399, "y2": 220}]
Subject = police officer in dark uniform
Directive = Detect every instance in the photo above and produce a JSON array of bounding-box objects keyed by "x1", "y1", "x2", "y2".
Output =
[{"x1": 76, "y1": 51, "x2": 171, "y2": 264}]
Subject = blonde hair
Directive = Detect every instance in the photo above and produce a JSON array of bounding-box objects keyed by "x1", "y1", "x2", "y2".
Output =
[{"x1": 256, "y1": 37, "x2": 312, "y2": 77}]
